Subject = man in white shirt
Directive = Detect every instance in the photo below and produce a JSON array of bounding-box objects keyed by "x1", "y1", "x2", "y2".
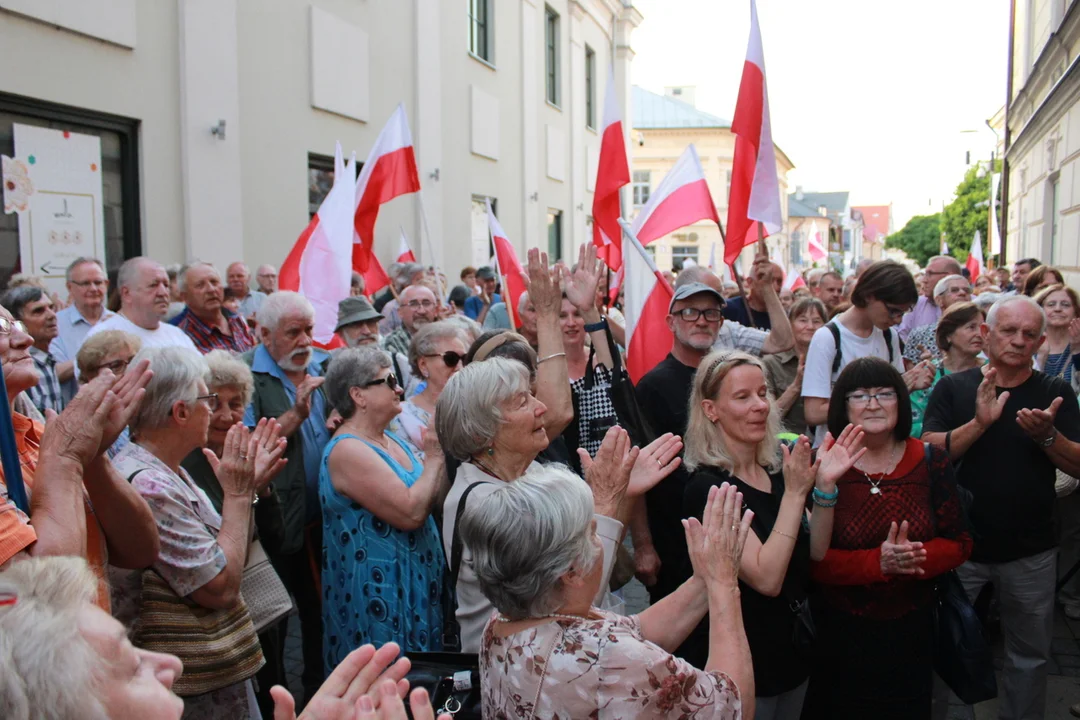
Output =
[
  {"x1": 50, "y1": 257, "x2": 114, "y2": 400},
  {"x1": 86, "y1": 257, "x2": 198, "y2": 353}
]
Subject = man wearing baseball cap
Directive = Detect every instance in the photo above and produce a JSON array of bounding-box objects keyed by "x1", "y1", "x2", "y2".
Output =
[{"x1": 464, "y1": 266, "x2": 500, "y2": 323}]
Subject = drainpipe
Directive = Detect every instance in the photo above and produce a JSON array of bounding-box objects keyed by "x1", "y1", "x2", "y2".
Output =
[{"x1": 1001, "y1": 0, "x2": 1016, "y2": 267}]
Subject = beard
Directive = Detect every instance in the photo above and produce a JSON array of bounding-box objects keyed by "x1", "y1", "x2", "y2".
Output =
[
  {"x1": 276, "y1": 348, "x2": 311, "y2": 372},
  {"x1": 674, "y1": 326, "x2": 717, "y2": 351},
  {"x1": 344, "y1": 333, "x2": 379, "y2": 349}
]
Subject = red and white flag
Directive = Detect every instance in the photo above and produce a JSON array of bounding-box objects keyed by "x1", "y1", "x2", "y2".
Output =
[
  {"x1": 353, "y1": 104, "x2": 421, "y2": 294},
  {"x1": 487, "y1": 199, "x2": 527, "y2": 328},
  {"x1": 631, "y1": 145, "x2": 719, "y2": 244},
  {"x1": 592, "y1": 67, "x2": 631, "y2": 272},
  {"x1": 279, "y1": 142, "x2": 355, "y2": 346},
  {"x1": 725, "y1": 0, "x2": 782, "y2": 266},
  {"x1": 622, "y1": 222, "x2": 674, "y2": 384},
  {"x1": 784, "y1": 270, "x2": 806, "y2": 290},
  {"x1": 397, "y1": 227, "x2": 416, "y2": 264},
  {"x1": 807, "y1": 230, "x2": 827, "y2": 262},
  {"x1": 965, "y1": 230, "x2": 984, "y2": 282}
]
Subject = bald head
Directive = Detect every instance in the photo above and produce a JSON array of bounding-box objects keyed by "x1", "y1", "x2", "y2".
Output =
[
  {"x1": 116, "y1": 257, "x2": 171, "y2": 329},
  {"x1": 399, "y1": 284, "x2": 437, "y2": 333},
  {"x1": 255, "y1": 264, "x2": 278, "y2": 294},
  {"x1": 226, "y1": 261, "x2": 251, "y2": 298}
]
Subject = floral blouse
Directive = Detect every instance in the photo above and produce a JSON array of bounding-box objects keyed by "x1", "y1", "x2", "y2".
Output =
[{"x1": 480, "y1": 609, "x2": 742, "y2": 719}]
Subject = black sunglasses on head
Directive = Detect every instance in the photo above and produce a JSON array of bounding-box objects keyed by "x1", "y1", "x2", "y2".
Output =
[
  {"x1": 363, "y1": 373, "x2": 400, "y2": 391},
  {"x1": 424, "y1": 351, "x2": 463, "y2": 367}
]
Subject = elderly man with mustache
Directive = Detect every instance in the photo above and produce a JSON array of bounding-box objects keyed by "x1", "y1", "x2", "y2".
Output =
[
  {"x1": 242, "y1": 290, "x2": 330, "y2": 703},
  {"x1": 173, "y1": 262, "x2": 256, "y2": 354}
]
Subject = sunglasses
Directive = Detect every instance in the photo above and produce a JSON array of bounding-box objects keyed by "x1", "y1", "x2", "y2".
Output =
[
  {"x1": 424, "y1": 351, "x2": 463, "y2": 367},
  {"x1": 363, "y1": 373, "x2": 400, "y2": 391}
]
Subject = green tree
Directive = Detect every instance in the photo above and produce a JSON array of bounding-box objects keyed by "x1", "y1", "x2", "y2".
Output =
[
  {"x1": 885, "y1": 213, "x2": 942, "y2": 267},
  {"x1": 940, "y1": 161, "x2": 999, "y2": 265}
]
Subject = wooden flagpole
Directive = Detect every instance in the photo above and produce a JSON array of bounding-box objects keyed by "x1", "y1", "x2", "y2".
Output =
[{"x1": 717, "y1": 218, "x2": 758, "y2": 330}]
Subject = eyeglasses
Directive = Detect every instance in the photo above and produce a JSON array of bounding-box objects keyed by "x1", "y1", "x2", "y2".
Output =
[
  {"x1": 194, "y1": 393, "x2": 220, "y2": 411},
  {"x1": 675, "y1": 307, "x2": 723, "y2": 323},
  {"x1": 363, "y1": 373, "x2": 400, "y2": 391},
  {"x1": 70, "y1": 279, "x2": 108, "y2": 288},
  {"x1": 0, "y1": 318, "x2": 28, "y2": 335},
  {"x1": 425, "y1": 351, "x2": 463, "y2": 367},
  {"x1": 404, "y1": 299, "x2": 436, "y2": 310},
  {"x1": 884, "y1": 304, "x2": 912, "y2": 319},
  {"x1": 98, "y1": 358, "x2": 132, "y2": 375},
  {"x1": 845, "y1": 390, "x2": 898, "y2": 407}
]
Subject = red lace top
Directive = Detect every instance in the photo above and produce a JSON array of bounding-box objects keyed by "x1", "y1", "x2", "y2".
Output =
[{"x1": 812, "y1": 437, "x2": 972, "y2": 620}]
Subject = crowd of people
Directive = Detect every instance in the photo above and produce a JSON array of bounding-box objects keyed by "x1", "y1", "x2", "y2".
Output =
[{"x1": 1, "y1": 248, "x2": 1079, "y2": 720}]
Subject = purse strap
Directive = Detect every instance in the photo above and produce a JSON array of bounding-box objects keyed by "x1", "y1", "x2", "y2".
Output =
[
  {"x1": 744, "y1": 473, "x2": 807, "y2": 612},
  {"x1": 449, "y1": 480, "x2": 491, "y2": 594}
]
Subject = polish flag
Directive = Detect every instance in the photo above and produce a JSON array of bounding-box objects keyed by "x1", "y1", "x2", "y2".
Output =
[
  {"x1": 621, "y1": 220, "x2": 674, "y2": 384},
  {"x1": 592, "y1": 67, "x2": 631, "y2": 272},
  {"x1": 397, "y1": 228, "x2": 416, "y2": 264},
  {"x1": 487, "y1": 199, "x2": 527, "y2": 328},
  {"x1": 725, "y1": 0, "x2": 782, "y2": 265},
  {"x1": 280, "y1": 143, "x2": 355, "y2": 346},
  {"x1": 784, "y1": 270, "x2": 806, "y2": 290},
  {"x1": 807, "y1": 231, "x2": 827, "y2": 262},
  {"x1": 965, "y1": 230, "x2": 984, "y2": 282},
  {"x1": 631, "y1": 145, "x2": 720, "y2": 244},
  {"x1": 353, "y1": 104, "x2": 421, "y2": 294}
]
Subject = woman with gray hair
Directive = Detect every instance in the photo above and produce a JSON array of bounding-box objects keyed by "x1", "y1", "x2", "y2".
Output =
[
  {"x1": 320, "y1": 346, "x2": 446, "y2": 664},
  {"x1": 111, "y1": 346, "x2": 286, "y2": 718},
  {"x1": 461, "y1": 465, "x2": 753, "y2": 718},
  {"x1": 390, "y1": 321, "x2": 468, "y2": 455},
  {"x1": 437, "y1": 357, "x2": 681, "y2": 653}
]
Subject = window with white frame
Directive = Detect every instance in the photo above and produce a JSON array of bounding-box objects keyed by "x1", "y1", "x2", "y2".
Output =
[
  {"x1": 585, "y1": 46, "x2": 596, "y2": 129},
  {"x1": 545, "y1": 6, "x2": 560, "y2": 106},
  {"x1": 671, "y1": 245, "x2": 699, "y2": 270},
  {"x1": 633, "y1": 170, "x2": 651, "y2": 207},
  {"x1": 468, "y1": 0, "x2": 493, "y2": 63}
]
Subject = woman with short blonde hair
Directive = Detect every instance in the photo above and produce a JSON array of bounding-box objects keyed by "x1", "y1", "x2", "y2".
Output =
[{"x1": 75, "y1": 330, "x2": 141, "y2": 383}]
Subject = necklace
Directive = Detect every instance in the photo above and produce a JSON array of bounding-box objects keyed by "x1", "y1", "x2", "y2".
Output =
[
  {"x1": 357, "y1": 431, "x2": 389, "y2": 450},
  {"x1": 471, "y1": 456, "x2": 504, "y2": 480},
  {"x1": 496, "y1": 611, "x2": 594, "y2": 623},
  {"x1": 854, "y1": 443, "x2": 903, "y2": 496}
]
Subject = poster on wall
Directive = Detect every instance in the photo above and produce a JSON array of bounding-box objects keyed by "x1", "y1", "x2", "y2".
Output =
[{"x1": 3, "y1": 124, "x2": 106, "y2": 296}]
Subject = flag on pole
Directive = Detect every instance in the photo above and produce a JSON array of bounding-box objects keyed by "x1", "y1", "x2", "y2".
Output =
[
  {"x1": 708, "y1": 242, "x2": 717, "y2": 270},
  {"x1": 397, "y1": 227, "x2": 416, "y2": 264},
  {"x1": 965, "y1": 230, "x2": 984, "y2": 282},
  {"x1": 631, "y1": 145, "x2": 719, "y2": 244},
  {"x1": 353, "y1": 104, "x2": 421, "y2": 294},
  {"x1": 942, "y1": 237, "x2": 950, "y2": 255},
  {"x1": 784, "y1": 270, "x2": 806, "y2": 291},
  {"x1": 487, "y1": 199, "x2": 527, "y2": 329},
  {"x1": 592, "y1": 67, "x2": 631, "y2": 271},
  {"x1": 989, "y1": 173, "x2": 1002, "y2": 256},
  {"x1": 725, "y1": 0, "x2": 782, "y2": 265},
  {"x1": 280, "y1": 142, "x2": 355, "y2": 345},
  {"x1": 621, "y1": 220, "x2": 674, "y2": 383},
  {"x1": 807, "y1": 230, "x2": 826, "y2": 262}
]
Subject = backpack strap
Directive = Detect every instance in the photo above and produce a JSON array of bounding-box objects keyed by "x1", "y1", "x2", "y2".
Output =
[
  {"x1": 828, "y1": 321, "x2": 843, "y2": 374},
  {"x1": 884, "y1": 327, "x2": 894, "y2": 365},
  {"x1": 448, "y1": 480, "x2": 492, "y2": 593}
]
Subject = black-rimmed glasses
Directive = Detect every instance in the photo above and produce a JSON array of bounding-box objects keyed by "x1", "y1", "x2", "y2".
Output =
[
  {"x1": 674, "y1": 307, "x2": 723, "y2": 323},
  {"x1": 195, "y1": 393, "x2": 220, "y2": 411}
]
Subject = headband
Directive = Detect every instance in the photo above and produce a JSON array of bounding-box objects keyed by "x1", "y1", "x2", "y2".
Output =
[{"x1": 472, "y1": 332, "x2": 538, "y2": 366}]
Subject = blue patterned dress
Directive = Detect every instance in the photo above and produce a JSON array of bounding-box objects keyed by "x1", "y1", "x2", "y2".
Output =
[{"x1": 319, "y1": 431, "x2": 444, "y2": 669}]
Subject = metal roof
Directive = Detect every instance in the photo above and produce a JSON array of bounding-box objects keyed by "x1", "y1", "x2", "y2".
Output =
[{"x1": 632, "y1": 85, "x2": 731, "y2": 129}]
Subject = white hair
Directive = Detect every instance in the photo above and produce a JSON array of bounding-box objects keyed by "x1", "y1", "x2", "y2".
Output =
[
  {"x1": 986, "y1": 294, "x2": 1047, "y2": 335},
  {"x1": 0, "y1": 557, "x2": 108, "y2": 720},
  {"x1": 177, "y1": 261, "x2": 218, "y2": 294},
  {"x1": 258, "y1": 290, "x2": 314, "y2": 332},
  {"x1": 204, "y1": 349, "x2": 255, "y2": 407},
  {"x1": 324, "y1": 346, "x2": 391, "y2": 420},
  {"x1": 517, "y1": 291, "x2": 531, "y2": 316},
  {"x1": 129, "y1": 346, "x2": 210, "y2": 434},
  {"x1": 116, "y1": 256, "x2": 161, "y2": 291},
  {"x1": 933, "y1": 274, "x2": 969, "y2": 299},
  {"x1": 459, "y1": 463, "x2": 601, "y2": 620},
  {"x1": 435, "y1": 358, "x2": 531, "y2": 459},
  {"x1": 64, "y1": 257, "x2": 103, "y2": 284}
]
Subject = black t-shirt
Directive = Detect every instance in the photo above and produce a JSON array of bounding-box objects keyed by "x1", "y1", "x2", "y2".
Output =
[
  {"x1": 722, "y1": 295, "x2": 771, "y2": 331},
  {"x1": 635, "y1": 354, "x2": 698, "y2": 600},
  {"x1": 922, "y1": 367, "x2": 1080, "y2": 562},
  {"x1": 680, "y1": 466, "x2": 811, "y2": 696}
]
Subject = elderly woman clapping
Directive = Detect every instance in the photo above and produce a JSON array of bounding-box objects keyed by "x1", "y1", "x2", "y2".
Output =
[
  {"x1": 112, "y1": 346, "x2": 286, "y2": 718},
  {"x1": 0, "y1": 555, "x2": 455, "y2": 720},
  {"x1": 460, "y1": 465, "x2": 753, "y2": 719},
  {"x1": 320, "y1": 346, "x2": 447, "y2": 664},
  {"x1": 437, "y1": 357, "x2": 682, "y2": 653}
]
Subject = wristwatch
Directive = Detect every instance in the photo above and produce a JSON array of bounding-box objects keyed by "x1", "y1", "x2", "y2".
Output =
[
  {"x1": 1039, "y1": 429, "x2": 1058, "y2": 448},
  {"x1": 583, "y1": 317, "x2": 608, "y2": 333}
]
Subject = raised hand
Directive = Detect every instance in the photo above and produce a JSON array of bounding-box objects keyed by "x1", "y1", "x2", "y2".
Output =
[
  {"x1": 975, "y1": 367, "x2": 1009, "y2": 429},
  {"x1": 683, "y1": 483, "x2": 754, "y2": 589},
  {"x1": 903, "y1": 360, "x2": 935, "y2": 391},
  {"x1": 1017, "y1": 396, "x2": 1063, "y2": 444},
  {"x1": 356, "y1": 680, "x2": 453, "y2": 720},
  {"x1": 40, "y1": 373, "x2": 117, "y2": 468},
  {"x1": 563, "y1": 243, "x2": 603, "y2": 314},
  {"x1": 421, "y1": 424, "x2": 444, "y2": 460},
  {"x1": 96, "y1": 357, "x2": 153, "y2": 455},
  {"x1": 524, "y1": 247, "x2": 561, "y2": 320},
  {"x1": 816, "y1": 424, "x2": 867, "y2": 489},
  {"x1": 295, "y1": 376, "x2": 327, "y2": 419},
  {"x1": 749, "y1": 254, "x2": 774, "y2": 295},
  {"x1": 270, "y1": 642, "x2": 413, "y2": 720},
  {"x1": 578, "y1": 426, "x2": 638, "y2": 519},
  {"x1": 879, "y1": 520, "x2": 927, "y2": 576},
  {"x1": 634, "y1": 544, "x2": 662, "y2": 587},
  {"x1": 781, "y1": 435, "x2": 818, "y2": 496},
  {"x1": 251, "y1": 418, "x2": 288, "y2": 491},
  {"x1": 203, "y1": 422, "x2": 258, "y2": 498},
  {"x1": 626, "y1": 433, "x2": 683, "y2": 496}
]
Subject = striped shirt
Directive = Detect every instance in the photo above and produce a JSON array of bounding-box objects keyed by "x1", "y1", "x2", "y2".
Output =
[
  {"x1": 174, "y1": 308, "x2": 256, "y2": 354},
  {"x1": 26, "y1": 346, "x2": 64, "y2": 414}
]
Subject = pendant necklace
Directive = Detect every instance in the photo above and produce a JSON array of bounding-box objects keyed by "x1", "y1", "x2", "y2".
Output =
[{"x1": 856, "y1": 444, "x2": 902, "y2": 496}]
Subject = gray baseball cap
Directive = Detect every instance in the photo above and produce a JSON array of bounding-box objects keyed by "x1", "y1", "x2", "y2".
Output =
[
  {"x1": 669, "y1": 281, "x2": 725, "y2": 313},
  {"x1": 335, "y1": 296, "x2": 383, "y2": 332}
]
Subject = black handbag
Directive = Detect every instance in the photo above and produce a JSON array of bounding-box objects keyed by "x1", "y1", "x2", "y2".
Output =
[
  {"x1": 922, "y1": 443, "x2": 997, "y2": 704},
  {"x1": 404, "y1": 652, "x2": 482, "y2": 719}
]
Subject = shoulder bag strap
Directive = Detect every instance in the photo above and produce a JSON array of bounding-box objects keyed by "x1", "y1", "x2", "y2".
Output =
[
  {"x1": 828, "y1": 321, "x2": 843, "y2": 374},
  {"x1": 884, "y1": 327, "x2": 894, "y2": 364},
  {"x1": 449, "y1": 480, "x2": 492, "y2": 593}
]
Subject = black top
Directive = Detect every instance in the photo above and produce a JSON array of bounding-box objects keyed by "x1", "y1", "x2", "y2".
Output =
[
  {"x1": 681, "y1": 465, "x2": 811, "y2": 696},
  {"x1": 922, "y1": 367, "x2": 1080, "y2": 562},
  {"x1": 722, "y1": 296, "x2": 771, "y2": 331},
  {"x1": 635, "y1": 354, "x2": 698, "y2": 599}
]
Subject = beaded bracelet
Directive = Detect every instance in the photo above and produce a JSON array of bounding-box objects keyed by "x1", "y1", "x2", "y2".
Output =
[
  {"x1": 812, "y1": 495, "x2": 837, "y2": 509},
  {"x1": 813, "y1": 486, "x2": 839, "y2": 501}
]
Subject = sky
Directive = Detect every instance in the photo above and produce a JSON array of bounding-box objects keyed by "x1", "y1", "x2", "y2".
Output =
[{"x1": 630, "y1": 0, "x2": 1009, "y2": 232}]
